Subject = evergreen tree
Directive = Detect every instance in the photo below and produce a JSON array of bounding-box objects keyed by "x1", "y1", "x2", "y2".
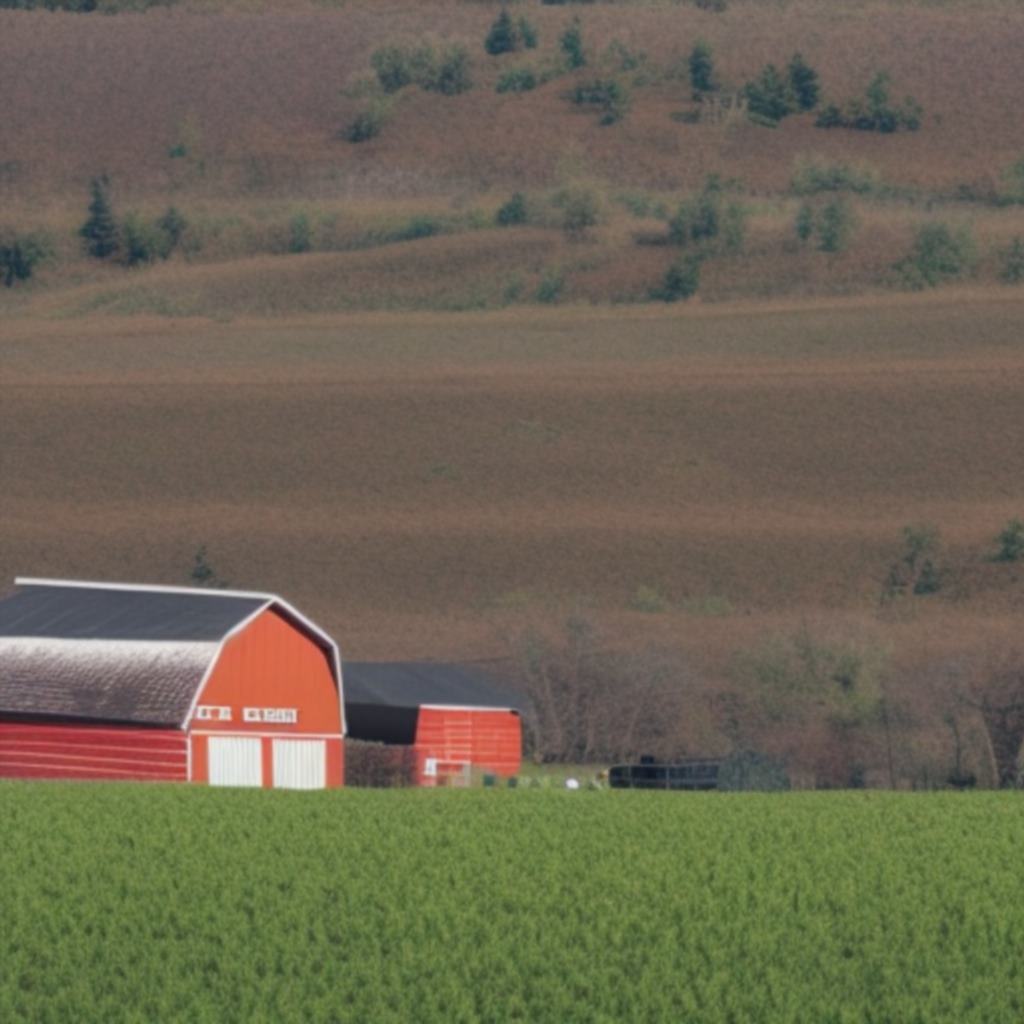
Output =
[
  {"x1": 79, "y1": 176, "x2": 118, "y2": 260},
  {"x1": 744, "y1": 64, "x2": 792, "y2": 122},
  {"x1": 485, "y1": 9, "x2": 517, "y2": 56},
  {"x1": 688, "y1": 41, "x2": 715, "y2": 96},
  {"x1": 560, "y1": 17, "x2": 586, "y2": 70},
  {"x1": 787, "y1": 53, "x2": 820, "y2": 111}
]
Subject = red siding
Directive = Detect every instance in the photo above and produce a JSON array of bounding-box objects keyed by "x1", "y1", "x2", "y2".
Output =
[
  {"x1": 0, "y1": 722, "x2": 187, "y2": 782},
  {"x1": 414, "y1": 708, "x2": 521, "y2": 785}
]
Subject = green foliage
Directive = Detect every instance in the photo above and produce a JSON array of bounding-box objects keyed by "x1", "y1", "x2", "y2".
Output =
[
  {"x1": 1000, "y1": 237, "x2": 1024, "y2": 284},
  {"x1": 79, "y1": 175, "x2": 118, "y2": 260},
  {"x1": 119, "y1": 212, "x2": 164, "y2": 267},
  {"x1": 156, "y1": 206, "x2": 187, "y2": 253},
  {"x1": 496, "y1": 67, "x2": 538, "y2": 94},
  {"x1": 896, "y1": 222, "x2": 976, "y2": 289},
  {"x1": 189, "y1": 544, "x2": 227, "y2": 588},
  {"x1": 688, "y1": 41, "x2": 715, "y2": 95},
  {"x1": 560, "y1": 17, "x2": 586, "y2": 70},
  {"x1": 669, "y1": 177, "x2": 746, "y2": 253},
  {"x1": 554, "y1": 184, "x2": 601, "y2": 240},
  {"x1": 484, "y1": 9, "x2": 517, "y2": 56},
  {"x1": 496, "y1": 192, "x2": 528, "y2": 227},
  {"x1": 883, "y1": 523, "x2": 946, "y2": 600},
  {"x1": 790, "y1": 157, "x2": 880, "y2": 196},
  {"x1": 535, "y1": 268, "x2": 565, "y2": 303},
  {"x1": 0, "y1": 230, "x2": 50, "y2": 287},
  {"x1": 816, "y1": 197, "x2": 856, "y2": 253},
  {"x1": 651, "y1": 255, "x2": 701, "y2": 302},
  {"x1": 695, "y1": 0, "x2": 727, "y2": 11},
  {"x1": 787, "y1": 52, "x2": 820, "y2": 111},
  {"x1": 345, "y1": 104, "x2": 386, "y2": 142},
  {"x1": 628, "y1": 584, "x2": 669, "y2": 613},
  {"x1": 288, "y1": 213, "x2": 312, "y2": 254},
  {"x1": 5, "y1": 785, "x2": 1024, "y2": 1019},
  {"x1": 571, "y1": 78, "x2": 630, "y2": 125},
  {"x1": 744, "y1": 64, "x2": 792, "y2": 124},
  {"x1": 816, "y1": 72, "x2": 922, "y2": 133},
  {"x1": 994, "y1": 518, "x2": 1024, "y2": 563},
  {"x1": 518, "y1": 17, "x2": 539, "y2": 50},
  {"x1": 371, "y1": 43, "x2": 471, "y2": 96},
  {"x1": 794, "y1": 202, "x2": 814, "y2": 243}
]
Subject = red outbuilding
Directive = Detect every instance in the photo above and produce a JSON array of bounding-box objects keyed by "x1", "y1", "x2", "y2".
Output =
[
  {"x1": 0, "y1": 578, "x2": 344, "y2": 788},
  {"x1": 343, "y1": 662, "x2": 524, "y2": 786}
]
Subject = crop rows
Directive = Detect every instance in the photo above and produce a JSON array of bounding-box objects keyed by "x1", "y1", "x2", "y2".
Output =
[{"x1": 1, "y1": 784, "x2": 1023, "y2": 1022}]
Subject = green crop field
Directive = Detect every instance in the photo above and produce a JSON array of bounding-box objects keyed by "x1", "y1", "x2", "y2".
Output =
[{"x1": 2, "y1": 784, "x2": 1023, "y2": 1023}]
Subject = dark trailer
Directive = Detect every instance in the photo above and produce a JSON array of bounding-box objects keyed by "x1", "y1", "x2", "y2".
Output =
[{"x1": 609, "y1": 757, "x2": 722, "y2": 791}]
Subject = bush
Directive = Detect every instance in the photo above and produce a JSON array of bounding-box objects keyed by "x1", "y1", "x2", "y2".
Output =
[
  {"x1": 816, "y1": 72, "x2": 922, "y2": 133},
  {"x1": 288, "y1": 213, "x2": 312, "y2": 254},
  {"x1": 790, "y1": 157, "x2": 879, "y2": 196},
  {"x1": 1000, "y1": 237, "x2": 1024, "y2": 284},
  {"x1": 485, "y1": 9, "x2": 517, "y2": 56},
  {"x1": 346, "y1": 105, "x2": 386, "y2": 142},
  {"x1": 816, "y1": 197, "x2": 856, "y2": 253},
  {"x1": 669, "y1": 177, "x2": 746, "y2": 252},
  {"x1": 571, "y1": 78, "x2": 630, "y2": 125},
  {"x1": 120, "y1": 212, "x2": 164, "y2": 267},
  {"x1": 345, "y1": 741, "x2": 417, "y2": 788},
  {"x1": 427, "y1": 45, "x2": 473, "y2": 95},
  {"x1": 156, "y1": 206, "x2": 187, "y2": 253},
  {"x1": 535, "y1": 269, "x2": 565, "y2": 303},
  {"x1": 0, "y1": 230, "x2": 50, "y2": 287},
  {"x1": 371, "y1": 46, "x2": 416, "y2": 93},
  {"x1": 560, "y1": 17, "x2": 586, "y2": 70},
  {"x1": 744, "y1": 64, "x2": 792, "y2": 124},
  {"x1": 555, "y1": 185, "x2": 601, "y2": 239},
  {"x1": 496, "y1": 67, "x2": 538, "y2": 94},
  {"x1": 496, "y1": 192, "x2": 528, "y2": 227},
  {"x1": 882, "y1": 523, "x2": 946, "y2": 600},
  {"x1": 689, "y1": 42, "x2": 715, "y2": 96},
  {"x1": 794, "y1": 203, "x2": 814, "y2": 243},
  {"x1": 518, "y1": 17, "x2": 539, "y2": 50},
  {"x1": 79, "y1": 175, "x2": 118, "y2": 260},
  {"x1": 650, "y1": 256, "x2": 701, "y2": 302},
  {"x1": 787, "y1": 53, "x2": 820, "y2": 111},
  {"x1": 994, "y1": 519, "x2": 1024, "y2": 563},
  {"x1": 628, "y1": 585, "x2": 669, "y2": 613},
  {"x1": 371, "y1": 43, "x2": 471, "y2": 96},
  {"x1": 896, "y1": 223, "x2": 976, "y2": 289}
]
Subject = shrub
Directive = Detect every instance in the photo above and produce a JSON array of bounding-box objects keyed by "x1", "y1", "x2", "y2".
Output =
[
  {"x1": 371, "y1": 44, "x2": 470, "y2": 96},
  {"x1": 1000, "y1": 237, "x2": 1024, "y2": 284},
  {"x1": 816, "y1": 197, "x2": 856, "y2": 253},
  {"x1": 371, "y1": 46, "x2": 415, "y2": 93},
  {"x1": 518, "y1": 17, "x2": 539, "y2": 50},
  {"x1": 628, "y1": 585, "x2": 669, "y2": 613},
  {"x1": 485, "y1": 9, "x2": 517, "y2": 56},
  {"x1": 0, "y1": 230, "x2": 50, "y2": 287},
  {"x1": 669, "y1": 177, "x2": 746, "y2": 252},
  {"x1": 156, "y1": 207, "x2": 187, "y2": 254},
  {"x1": 346, "y1": 105, "x2": 386, "y2": 142},
  {"x1": 744, "y1": 64, "x2": 792, "y2": 124},
  {"x1": 688, "y1": 41, "x2": 715, "y2": 96},
  {"x1": 288, "y1": 213, "x2": 312, "y2": 254},
  {"x1": 695, "y1": 0, "x2": 727, "y2": 11},
  {"x1": 427, "y1": 45, "x2": 473, "y2": 95},
  {"x1": 897, "y1": 223, "x2": 976, "y2": 289},
  {"x1": 790, "y1": 157, "x2": 879, "y2": 196},
  {"x1": 571, "y1": 77, "x2": 630, "y2": 125},
  {"x1": 535, "y1": 269, "x2": 565, "y2": 303},
  {"x1": 816, "y1": 72, "x2": 922, "y2": 133},
  {"x1": 79, "y1": 175, "x2": 118, "y2": 260},
  {"x1": 650, "y1": 255, "x2": 701, "y2": 302},
  {"x1": 496, "y1": 192, "x2": 528, "y2": 227},
  {"x1": 794, "y1": 203, "x2": 814, "y2": 243},
  {"x1": 119, "y1": 212, "x2": 164, "y2": 267},
  {"x1": 560, "y1": 17, "x2": 586, "y2": 70},
  {"x1": 555, "y1": 185, "x2": 601, "y2": 239},
  {"x1": 882, "y1": 523, "x2": 946, "y2": 600},
  {"x1": 787, "y1": 53, "x2": 820, "y2": 111},
  {"x1": 496, "y1": 67, "x2": 538, "y2": 94},
  {"x1": 994, "y1": 519, "x2": 1024, "y2": 563}
]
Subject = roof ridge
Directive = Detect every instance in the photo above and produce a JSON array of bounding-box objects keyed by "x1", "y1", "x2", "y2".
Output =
[{"x1": 15, "y1": 577, "x2": 276, "y2": 602}]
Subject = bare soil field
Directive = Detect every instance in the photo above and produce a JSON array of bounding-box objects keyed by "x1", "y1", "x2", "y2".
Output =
[{"x1": 3, "y1": 295, "x2": 1022, "y2": 671}]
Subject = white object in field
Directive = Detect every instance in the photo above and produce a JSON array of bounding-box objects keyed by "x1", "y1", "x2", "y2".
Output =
[
  {"x1": 208, "y1": 736, "x2": 262, "y2": 787},
  {"x1": 272, "y1": 739, "x2": 326, "y2": 790},
  {"x1": 424, "y1": 757, "x2": 438, "y2": 777},
  {"x1": 565, "y1": 777, "x2": 580, "y2": 790}
]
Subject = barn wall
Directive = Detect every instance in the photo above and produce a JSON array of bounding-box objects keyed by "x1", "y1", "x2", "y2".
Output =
[
  {"x1": 194, "y1": 608, "x2": 342, "y2": 735},
  {"x1": 0, "y1": 722, "x2": 187, "y2": 782},
  {"x1": 414, "y1": 708, "x2": 521, "y2": 785},
  {"x1": 189, "y1": 734, "x2": 343, "y2": 787}
]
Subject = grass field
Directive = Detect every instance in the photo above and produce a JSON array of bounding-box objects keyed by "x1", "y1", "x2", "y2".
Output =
[{"x1": 2, "y1": 782, "x2": 1024, "y2": 1022}]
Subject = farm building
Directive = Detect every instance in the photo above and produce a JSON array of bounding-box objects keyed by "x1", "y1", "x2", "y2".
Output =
[
  {"x1": 343, "y1": 661, "x2": 525, "y2": 785},
  {"x1": 0, "y1": 578, "x2": 344, "y2": 788}
]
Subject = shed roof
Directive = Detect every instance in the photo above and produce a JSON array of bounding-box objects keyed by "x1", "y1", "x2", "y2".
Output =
[
  {"x1": 0, "y1": 579, "x2": 341, "y2": 729},
  {"x1": 343, "y1": 661, "x2": 526, "y2": 713}
]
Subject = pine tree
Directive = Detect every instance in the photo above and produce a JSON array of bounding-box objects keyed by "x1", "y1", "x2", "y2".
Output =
[
  {"x1": 79, "y1": 176, "x2": 118, "y2": 260},
  {"x1": 787, "y1": 53, "x2": 820, "y2": 111},
  {"x1": 560, "y1": 17, "x2": 585, "y2": 70},
  {"x1": 688, "y1": 41, "x2": 715, "y2": 96},
  {"x1": 485, "y1": 9, "x2": 517, "y2": 56}
]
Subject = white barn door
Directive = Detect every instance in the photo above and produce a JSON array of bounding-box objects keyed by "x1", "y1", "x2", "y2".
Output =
[
  {"x1": 272, "y1": 739, "x2": 326, "y2": 790},
  {"x1": 208, "y1": 736, "x2": 263, "y2": 787}
]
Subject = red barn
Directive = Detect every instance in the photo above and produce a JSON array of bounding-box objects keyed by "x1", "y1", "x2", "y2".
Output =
[
  {"x1": 343, "y1": 662, "x2": 524, "y2": 785},
  {"x1": 0, "y1": 578, "x2": 344, "y2": 788}
]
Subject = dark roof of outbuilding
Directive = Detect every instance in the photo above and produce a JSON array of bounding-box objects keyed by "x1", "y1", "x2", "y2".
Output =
[
  {"x1": 343, "y1": 661, "x2": 526, "y2": 713},
  {"x1": 0, "y1": 579, "x2": 342, "y2": 729}
]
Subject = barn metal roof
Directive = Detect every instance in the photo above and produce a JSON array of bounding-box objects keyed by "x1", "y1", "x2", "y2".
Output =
[
  {"x1": 0, "y1": 579, "x2": 343, "y2": 730},
  {"x1": 343, "y1": 661, "x2": 526, "y2": 713}
]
